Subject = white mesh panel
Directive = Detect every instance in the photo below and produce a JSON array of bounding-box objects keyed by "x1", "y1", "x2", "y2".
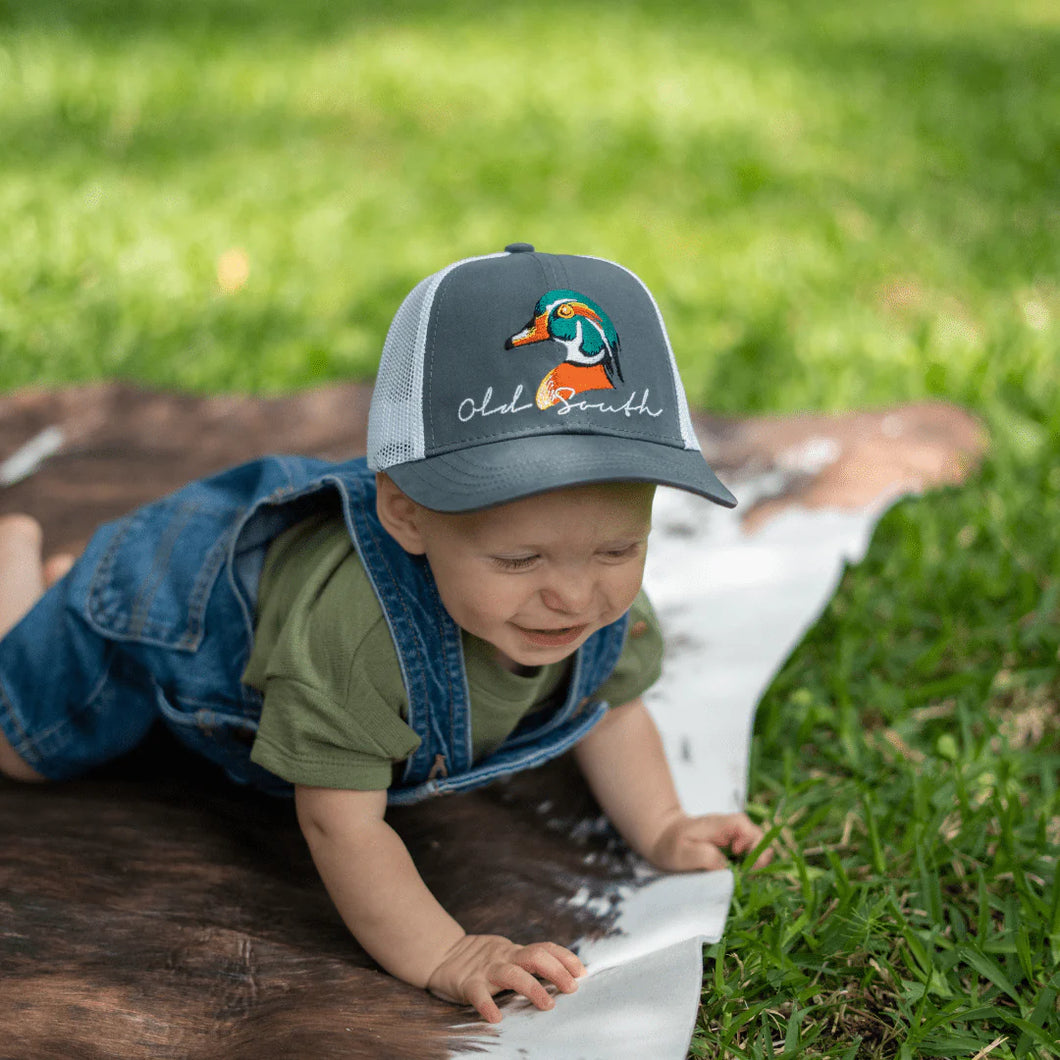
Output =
[
  {"x1": 589, "y1": 255, "x2": 703, "y2": 453},
  {"x1": 367, "y1": 253, "x2": 505, "y2": 470},
  {"x1": 367, "y1": 274, "x2": 433, "y2": 469}
]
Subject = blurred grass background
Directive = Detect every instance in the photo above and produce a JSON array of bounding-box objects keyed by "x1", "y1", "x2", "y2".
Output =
[{"x1": 2, "y1": 0, "x2": 1057, "y2": 1056}]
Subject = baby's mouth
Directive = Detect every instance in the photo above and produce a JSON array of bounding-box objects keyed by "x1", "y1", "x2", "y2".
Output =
[{"x1": 514, "y1": 623, "x2": 588, "y2": 648}]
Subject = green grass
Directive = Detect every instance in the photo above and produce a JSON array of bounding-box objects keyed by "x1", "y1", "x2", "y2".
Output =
[
  {"x1": 2, "y1": 0, "x2": 1058, "y2": 1055},
  {"x1": 697, "y1": 479, "x2": 1060, "y2": 1057}
]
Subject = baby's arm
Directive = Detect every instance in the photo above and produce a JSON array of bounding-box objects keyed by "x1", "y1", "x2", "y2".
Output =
[
  {"x1": 294, "y1": 785, "x2": 584, "y2": 1022},
  {"x1": 572, "y1": 697, "x2": 772, "y2": 872}
]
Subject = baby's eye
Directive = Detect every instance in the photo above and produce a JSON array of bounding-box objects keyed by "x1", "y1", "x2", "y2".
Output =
[
  {"x1": 599, "y1": 543, "x2": 642, "y2": 561},
  {"x1": 492, "y1": 554, "x2": 539, "y2": 571}
]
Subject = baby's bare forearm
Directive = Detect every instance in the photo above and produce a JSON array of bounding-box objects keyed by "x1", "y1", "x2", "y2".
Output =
[
  {"x1": 295, "y1": 786, "x2": 464, "y2": 989},
  {"x1": 573, "y1": 697, "x2": 683, "y2": 857},
  {"x1": 294, "y1": 785, "x2": 587, "y2": 1023},
  {"x1": 574, "y1": 699, "x2": 772, "y2": 872}
]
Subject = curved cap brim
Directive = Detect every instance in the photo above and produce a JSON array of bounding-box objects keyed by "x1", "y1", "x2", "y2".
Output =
[{"x1": 384, "y1": 434, "x2": 737, "y2": 512}]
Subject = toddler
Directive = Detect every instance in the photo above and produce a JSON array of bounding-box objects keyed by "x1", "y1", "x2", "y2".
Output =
[{"x1": 0, "y1": 245, "x2": 770, "y2": 1023}]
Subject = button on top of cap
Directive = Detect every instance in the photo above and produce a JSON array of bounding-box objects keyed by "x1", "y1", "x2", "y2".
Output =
[{"x1": 504, "y1": 243, "x2": 535, "y2": 253}]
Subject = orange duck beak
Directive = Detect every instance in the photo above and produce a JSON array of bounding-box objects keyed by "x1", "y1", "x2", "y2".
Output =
[{"x1": 506, "y1": 312, "x2": 551, "y2": 348}]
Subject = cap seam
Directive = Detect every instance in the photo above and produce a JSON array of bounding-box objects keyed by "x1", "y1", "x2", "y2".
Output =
[
  {"x1": 418, "y1": 252, "x2": 507, "y2": 457},
  {"x1": 426, "y1": 419, "x2": 695, "y2": 453},
  {"x1": 583, "y1": 253, "x2": 698, "y2": 450},
  {"x1": 402, "y1": 461, "x2": 706, "y2": 490}
]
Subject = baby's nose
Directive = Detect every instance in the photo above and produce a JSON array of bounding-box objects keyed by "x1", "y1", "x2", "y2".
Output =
[{"x1": 540, "y1": 569, "x2": 595, "y2": 614}]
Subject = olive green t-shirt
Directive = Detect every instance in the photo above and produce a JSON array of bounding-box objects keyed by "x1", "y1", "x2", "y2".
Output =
[{"x1": 244, "y1": 511, "x2": 664, "y2": 790}]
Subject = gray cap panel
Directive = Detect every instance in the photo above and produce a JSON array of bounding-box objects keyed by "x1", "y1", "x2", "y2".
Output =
[{"x1": 422, "y1": 252, "x2": 685, "y2": 454}]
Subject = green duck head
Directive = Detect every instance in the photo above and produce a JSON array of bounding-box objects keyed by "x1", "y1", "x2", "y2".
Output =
[{"x1": 505, "y1": 289, "x2": 623, "y2": 383}]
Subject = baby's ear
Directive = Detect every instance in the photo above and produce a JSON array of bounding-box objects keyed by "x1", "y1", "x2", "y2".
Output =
[{"x1": 375, "y1": 473, "x2": 428, "y2": 555}]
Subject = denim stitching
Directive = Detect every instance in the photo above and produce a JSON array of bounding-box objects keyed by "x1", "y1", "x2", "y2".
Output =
[
  {"x1": 87, "y1": 513, "x2": 138, "y2": 632},
  {"x1": 128, "y1": 501, "x2": 197, "y2": 640},
  {"x1": 2, "y1": 641, "x2": 120, "y2": 774},
  {"x1": 0, "y1": 677, "x2": 31, "y2": 755},
  {"x1": 178, "y1": 528, "x2": 232, "y2": 651}
]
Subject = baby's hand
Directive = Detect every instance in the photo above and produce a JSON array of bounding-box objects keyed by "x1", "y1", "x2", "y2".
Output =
[
  {"x1": 648, "y1": 812, "x2": 773, "y2": 873},
  {"x1": 426, "y1": 934, "x2": 585, "y2": 1024}
]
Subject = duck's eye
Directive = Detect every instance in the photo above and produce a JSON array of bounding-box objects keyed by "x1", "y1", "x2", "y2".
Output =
[{"x1": 556, "y1": 303, "x2": 576, "y2": 318}]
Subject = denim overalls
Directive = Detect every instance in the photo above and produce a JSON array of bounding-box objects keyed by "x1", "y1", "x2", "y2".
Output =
[{"x1": 0, "y1": 457, "x2": 629, "y2": 803}]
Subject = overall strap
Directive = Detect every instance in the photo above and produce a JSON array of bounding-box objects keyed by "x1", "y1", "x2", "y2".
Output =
[
  {"x1": 332, "y1": 468, "x2": 474, "y2": 786},
  {"x1": 388, "y1": 612, "x2": 631, "y2": 804}
]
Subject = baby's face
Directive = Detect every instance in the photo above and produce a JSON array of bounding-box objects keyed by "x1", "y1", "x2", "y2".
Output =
[{"x1": 409, "y1": 483, "x2": 654, "y2": 671}]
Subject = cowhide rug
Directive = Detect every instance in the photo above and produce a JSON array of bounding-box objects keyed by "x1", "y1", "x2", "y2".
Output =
[{"x1": 0, "y1": 384, "x2": 985, "y2": 1059}]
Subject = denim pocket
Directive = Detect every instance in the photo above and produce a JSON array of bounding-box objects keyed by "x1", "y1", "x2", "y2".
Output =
[
  {"x1": 153, "y1": 684, "x2": 292, "y2": 793},
  {"x1": 153, "y1": 684, "x2": 257, "y2": 762},
  {"x1": 77, "y1": 494, "x2": 238, "y2": 652}
]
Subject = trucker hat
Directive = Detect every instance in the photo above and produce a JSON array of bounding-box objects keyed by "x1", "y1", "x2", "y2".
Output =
[{"x1": 366, "y1": 243, "x2": 736, "y2": 512}]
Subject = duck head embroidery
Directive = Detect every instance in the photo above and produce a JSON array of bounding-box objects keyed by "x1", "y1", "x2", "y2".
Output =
[{"x1": 505, "y1": 289, "x2": 624, "y2": 410}]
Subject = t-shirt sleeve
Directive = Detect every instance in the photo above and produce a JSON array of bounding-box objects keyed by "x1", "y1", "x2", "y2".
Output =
[
  {"x1": 594, "y1": 589, "x2": 664, "y2": 707},
  {"x1": 247, "y1": 530, "x2": 420, "y2": 790},
  {"x1": 251, "y1": 669, "x2": 420, "y2": 790}
]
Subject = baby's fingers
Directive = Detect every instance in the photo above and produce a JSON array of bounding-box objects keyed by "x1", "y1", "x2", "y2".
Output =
[
  {"x1": 726, "y1": 817, "x2": 773, "y2": 868},
  {"x1": 677, "y1": 839, "x2": 730, "y2": 872},
  {"x1": 468, "y1": 945, "x2": 584, "y2": 1024},
  {"x1": 468, "y1": 987, "x2": 505, "y2": 1025},
  {"x1": 746, "y1": 837, "x2": 775, "y2": 868},
  {"x1": 470, "y1": 963, "x2": 555, "y2": 1023},
  {"x1": 514, "y1": 942, "x2": 585, "y2": 994}
]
